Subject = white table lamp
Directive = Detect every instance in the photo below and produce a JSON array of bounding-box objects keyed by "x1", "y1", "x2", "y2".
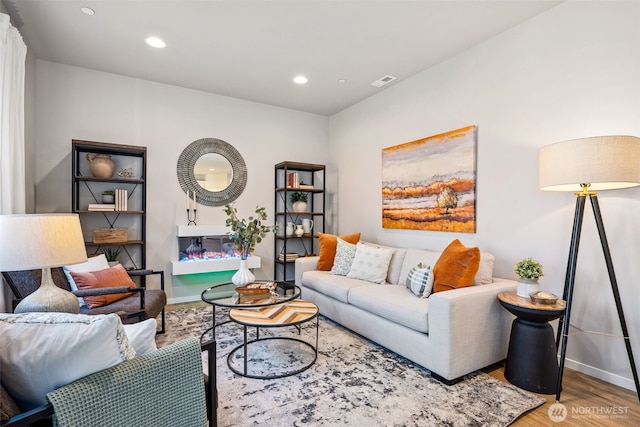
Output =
[
  {"x1": 538, "y1": 135, "x2": 640, "y2": 402},
  {"x1": 0, "y1": 213, "x2": 88, "y2": 313}
]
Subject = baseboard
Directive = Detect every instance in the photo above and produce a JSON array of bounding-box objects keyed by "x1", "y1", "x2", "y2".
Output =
[
  {"x1": 167, "y1": 295, "x2": 202, "y2": 305},
  {"x1": 565, "y1": 358, "x2": 637, "y2": 392}
]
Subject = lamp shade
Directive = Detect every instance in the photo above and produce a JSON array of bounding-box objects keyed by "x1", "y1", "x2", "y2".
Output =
[
  {"x1": 0, "y1": 214, "x2": 87, "y2": 271},
  {"x1": 538, "y1": 135, "x2": 640, "y2": 192}
]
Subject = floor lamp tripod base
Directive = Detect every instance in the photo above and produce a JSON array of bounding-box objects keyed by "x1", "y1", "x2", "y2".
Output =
[{"x1": 555, "y1": 192, "x2": 640, "y2": 402}]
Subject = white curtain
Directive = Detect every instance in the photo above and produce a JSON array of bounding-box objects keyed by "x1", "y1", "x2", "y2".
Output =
[
  {"x1": 0, "y1": 13, "x2": 27, "y2": 312},
  {"x1": 0, "y1": 12, "x2": 27, "y2": 215}
]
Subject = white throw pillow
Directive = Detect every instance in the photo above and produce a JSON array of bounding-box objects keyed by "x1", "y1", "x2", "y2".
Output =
[
  {"x1": 347, "y1": 242, "x2": 394, "y2": 284},
  {"x1": 473, "y1": 252, "x2": 495, "y2": 286},
  {"x1": 0, "y1": 312, "x2": 136, "y2": 410},
  {"x1": 63, "y1": 254, "x2": 110, "y2": 307},
  {"x1": 122, "y1": 319, "x2": 157, "y2": 355},
  {"x1": 406, "y1": 263, "x2": 434, "y2": 298},
  {"x1": 330, "y1": 237, "x2": 357, "y2": 276}
]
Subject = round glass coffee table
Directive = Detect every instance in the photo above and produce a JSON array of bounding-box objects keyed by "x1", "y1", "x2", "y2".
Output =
[{"x1": 201, "y1": 281, "x2": 318, "y2": 379}]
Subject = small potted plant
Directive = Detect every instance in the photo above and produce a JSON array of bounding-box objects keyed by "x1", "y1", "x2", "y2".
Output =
[
  {"x1": 514, "y1": 258, "x2": 544, "y2": 297},
  {"x1": 103, "y1": 247, "x2": 122, "y2": 266},
  {"x1": 102, "y1": 190, "x2": 115, "y2": 204},
  {"x1": 290, "y1": 191, "x2": 308, "y2": 212}
]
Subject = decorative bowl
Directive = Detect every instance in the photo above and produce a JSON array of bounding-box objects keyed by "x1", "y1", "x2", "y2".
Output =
[{"x1": 529, "y1": 291, "x2": 558, "y2": 305}]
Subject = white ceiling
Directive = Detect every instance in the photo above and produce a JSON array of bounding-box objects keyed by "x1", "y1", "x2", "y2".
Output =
[{"x1": 5, "y1": 0, "x2": 563, "y2": 116}]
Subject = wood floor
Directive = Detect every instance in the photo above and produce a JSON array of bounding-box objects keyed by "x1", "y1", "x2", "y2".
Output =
[
  {"x1": 484, "y1": 364, "x2": 640, "y2": 426},
  {"x1": 166, "y1": 303, "x2": 639, "y2": 425}
]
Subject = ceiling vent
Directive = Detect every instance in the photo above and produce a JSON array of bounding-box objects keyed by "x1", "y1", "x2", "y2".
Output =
[{"x1": 370, "y1": 75, "x2": 397, "y2": 88}]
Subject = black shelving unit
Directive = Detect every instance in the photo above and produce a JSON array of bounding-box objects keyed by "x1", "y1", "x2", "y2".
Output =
[
  {"x1": 274, "y1": 162, "x2": 325, "y2": 282},
  {"x1": 71, "y1": 140, "x2": 147, "y2": 270}
]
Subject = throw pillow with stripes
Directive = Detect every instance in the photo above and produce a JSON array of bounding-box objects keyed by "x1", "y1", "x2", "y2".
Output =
[{"x1": 406, "y1": 263, "x2": 434, "y2": 298}]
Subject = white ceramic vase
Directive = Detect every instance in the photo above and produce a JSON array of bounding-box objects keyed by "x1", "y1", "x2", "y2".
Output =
[
  {"x1": 516, "y1": 278, "x2": 540, "y2": 298},
  {"x1": 232, "y1": 259, "x2": 255, "y2": 286},
  {"x1": 292, "y1": 201, "x2": 307, "y2": 212}
]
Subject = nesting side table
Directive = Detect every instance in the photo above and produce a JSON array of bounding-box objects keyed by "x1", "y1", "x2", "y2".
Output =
[{"x1": 497, "y1": 292, "x2": 566, "y2": 394}]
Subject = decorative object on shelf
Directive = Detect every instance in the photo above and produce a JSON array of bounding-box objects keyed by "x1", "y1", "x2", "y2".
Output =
[
  {"x1": 186, "y1": 190, "x2": 197, "y2": 225},
  {"x1": 117, "y1": 167, "x2": 134, "y2": 178},
  {"x1": 295, "y1": 225, "x2": 304, "y2": 237},
  {"x1": 0, "y1": 214, "x2": 88, "y2": 313},
  {"x1": 224, "y1": 204, "x2": 276, "y2": 286},
  {"x1": 102, "y1": 247, "x2": 122, "y2": 266},
  {"x1": 290, "y1": 191, "x2": 308, "y2": 212},
  {"x1": 302, "y1": 218, "x2": 314, "y2": 235},
  {"x1": 513, "y1": 258, "x2": 543, "y2": 297},
  {"x1": 285, "y1": 222, "x2": 295, "y2": 237},
  {"x1": 93, "y1": 228, "x2": 128, "y2": 244},
  {"x1": 177, "y1": 138, "x2": 247, "y2": 207},
  {"x1": 102, "y1": 190, "x2": 114, "y2": 204},
  {"x1": 86, "y1": 153, "x2": 115, "y2": 178},
  {"x1": 539, "y1": 134, "x2": 640, "y2": 402}
]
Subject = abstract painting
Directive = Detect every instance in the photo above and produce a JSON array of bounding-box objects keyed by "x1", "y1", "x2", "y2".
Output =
[{"x1": 382, "y1": 125, "x2": 477, "y2": 233}]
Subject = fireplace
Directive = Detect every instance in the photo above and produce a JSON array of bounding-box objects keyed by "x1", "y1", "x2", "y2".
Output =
[{"x1": 171, "y1": 225, "x2": 261, "y2": 276}]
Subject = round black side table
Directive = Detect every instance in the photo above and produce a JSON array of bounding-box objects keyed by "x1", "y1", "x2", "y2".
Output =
[{"x1": 498, "y1": 292, "x2": 566, "y2": 394}]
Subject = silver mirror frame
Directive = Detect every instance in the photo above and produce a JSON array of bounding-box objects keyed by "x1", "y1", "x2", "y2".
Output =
[{"x1": 177, "y1": 138, "x2": 247, "y2": 206}]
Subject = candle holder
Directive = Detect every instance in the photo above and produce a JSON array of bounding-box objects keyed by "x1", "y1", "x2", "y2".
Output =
[{"x1": 187, "y1": 208, "x2": 197, "y2": 226}]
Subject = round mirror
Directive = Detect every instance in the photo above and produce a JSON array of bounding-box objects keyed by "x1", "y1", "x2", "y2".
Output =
[
  {"x1": 194, "y1": 153, "x2": 233, "y2": 191},
  {"x1": 177, "y1": 138, "x2": 247, "y2": 206}
]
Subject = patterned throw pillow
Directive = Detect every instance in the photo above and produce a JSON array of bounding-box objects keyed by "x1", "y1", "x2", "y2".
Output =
[
  {"x1": 330, "y1": 238, "x2": 357, "y2": 276},
  {"x1": 406, "y1": 263, "x2": 434, "y2": 298},
  {"x1": 347, "y1": 242, "x2": 394, "y2": 284}
]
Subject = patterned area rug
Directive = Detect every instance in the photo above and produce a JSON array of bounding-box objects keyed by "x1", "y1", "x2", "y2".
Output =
[{"x1": 156, "y1": 307, "x2": 544, "y2": 426}]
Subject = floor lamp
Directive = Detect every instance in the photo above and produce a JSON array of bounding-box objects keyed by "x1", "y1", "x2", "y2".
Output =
[
  {"x1": 0, "y1": 214, "x2": 87, "y2": 313},
  {"x1": 538, "y1": 135, "x2": 640, "y2": 402}
]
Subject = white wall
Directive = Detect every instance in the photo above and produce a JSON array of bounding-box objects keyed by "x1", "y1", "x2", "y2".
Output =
[
  {"x1": 329, "y1": 0, "x2": 640, "y2": 391},
  {"x1": 33, "y1": 61, "x2": 329, "y2": 302}
]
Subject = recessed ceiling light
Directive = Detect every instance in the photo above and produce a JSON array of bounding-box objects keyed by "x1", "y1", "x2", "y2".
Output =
[
  {"x1": 145, "y1": 37, "x2": 166, "y2": 49},
  {"x1": 338, "y1": 79, "x2": 347, "y2": 84},
  {"x1": 80, "y1": 7, "x2": 95, "y2": 15},
  {"x1": 293, "y1": 75, "x2": 308, "y2": 85}
]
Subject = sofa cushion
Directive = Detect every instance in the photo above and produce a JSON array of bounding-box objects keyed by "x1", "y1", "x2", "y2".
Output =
[
  {"x1": 0, "y1": 312, "x2": 136, "y2": 411},
  {"x1": 122, "y1": 319, "x2": 157, "y2": 355},
  {"x1": 433, "y1": 239, "x2": 480, "y2": 293},
  {"x1": 398, "y1": 248, "x2": 442, "y2": 286},
  {"x1": 317, "y1": 232, "x2": 361, "y2": 271},
  {"x1": 362, "y1": 242, "x2": 407, "y2": 285},
  {"x1": 347, "y1": 242, "x2": 394, "y2": 284},
  {"x1": 63, "y1": 253, "x2": 110, "y2": 307},
  {"x1": 473, "y1": 252, "x2": 495, "y2": 285},
  {"x1": 348, "y1": 285, "x2": 429, "y2": 333},
  {"x1": 301, "y1": 270, "x2": 369, "y2": 303},
  {"x1": 405, "y1": 263, "x2": 434, "y2": 298},
  {"x1": 69, "y1": 264, "x2": 136, "y2": 308},
  {"x1": 330, "y1": 237, "x2": 357, "y2": 276}
]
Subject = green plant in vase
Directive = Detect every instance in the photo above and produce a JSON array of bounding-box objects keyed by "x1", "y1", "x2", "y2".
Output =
[
  {"x1": 102, "y1": 247, "x2": 122, "y2": 265},
  {"x1": 224, "y1": 204, "x2": 277, "y2": 286},
  {"x1": 514, "y1": 258, "x2": 543, "y2": 297},
  {"x1": 290, "y1": 191, "x2": 308, "y2": 213}
]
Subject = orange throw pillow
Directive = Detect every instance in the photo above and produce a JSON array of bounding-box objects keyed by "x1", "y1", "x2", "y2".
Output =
[
  {"x1": 317, "y1": 232, "x2": 361, "y2": 271},
  {"x1": 70, "y1": 264, "x2": 136, "y2": 308},
  {"x1": 432, "y1": 239, "x2": 480, "y2": 293}
]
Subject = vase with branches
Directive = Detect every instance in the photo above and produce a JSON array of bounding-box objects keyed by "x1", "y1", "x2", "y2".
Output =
[{"x1": 224, "y1": 204, "x2": 276, "y2": 260}]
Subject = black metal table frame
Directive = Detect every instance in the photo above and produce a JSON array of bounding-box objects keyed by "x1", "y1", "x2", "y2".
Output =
[
  {"x1": 227, "y1": 309, "x2": 319, "y2": 379},
  {"x1": 200, "y1": 282, "x2": 301, "y2": 427}
]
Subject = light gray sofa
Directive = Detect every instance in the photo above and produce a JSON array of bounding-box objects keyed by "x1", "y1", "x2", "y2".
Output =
[{"x1": 295, "y1": 245, "x2": 517, "y2": 384}]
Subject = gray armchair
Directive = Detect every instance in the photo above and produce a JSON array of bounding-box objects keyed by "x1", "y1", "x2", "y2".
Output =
[
  {"x1": 2, "y1": 267, "x2": 166, "y2": 333},
  {"x1": 1, "y1": 338, "x2": 212, "y2": 427}
]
